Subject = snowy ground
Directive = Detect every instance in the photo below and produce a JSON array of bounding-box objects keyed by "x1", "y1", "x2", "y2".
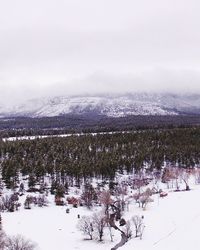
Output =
[
  {"x1": 2, "y1": 184, "x2": 200, "y2": 250},
  {"x1": 124, "y1": 187, "x2": 200, "y2": 250}
]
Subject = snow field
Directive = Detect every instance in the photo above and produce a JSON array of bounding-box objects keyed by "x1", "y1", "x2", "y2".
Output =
[{"x1": 2, "y1": 183, "x2": 200, "y2": 250}]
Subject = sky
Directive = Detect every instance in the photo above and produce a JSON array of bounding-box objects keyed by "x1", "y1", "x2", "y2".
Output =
[{"x1": 0, "y1": 0, "x2": 200, "y2": 105}]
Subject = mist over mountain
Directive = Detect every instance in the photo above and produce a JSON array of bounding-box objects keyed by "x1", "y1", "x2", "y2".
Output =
[{"x1": 0, "y1": 93, "x2": 200, "y2": 118}]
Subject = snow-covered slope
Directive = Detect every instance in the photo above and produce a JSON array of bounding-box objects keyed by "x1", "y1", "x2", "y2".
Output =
[{"x1": 1, "y1": 93, "x2": 200, "y2": 117}]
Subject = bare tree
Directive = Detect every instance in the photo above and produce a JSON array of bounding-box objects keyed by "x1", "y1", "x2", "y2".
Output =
[
  {"x1": 132, "y1": 215, "x2": 145, "y2": 238},
  {"x1": 0, "y1": 194, "x2": 20, "y2": 212},
  {"x1": 162, "y1": 167, "x2": 177, "y2": 189},
  {"x1": 123, "y1": 220, "x2": 132, "y2": 239},
  {"x1": 179, "y1": 168, "x2": 190, "y2": 191},
  {"x1": 92, "y1": 212, "x2": 106, "y2": 241},
  {"x1": 132, "y1": 193, "x2": 141, "y2": 207},
  {"x1": 99, "y1": 190, "x2": 113, "y2": 214},
  {"x1": 5, "y1": 235, "x2": 36, "y2": 250},
  {"x1": 81, "y1": 184, "x2": 97, "y2": 209},
  {"x1": 169, "y1": 167, "x2": 180, "y2": 191},
  {"x1": 108, "y1": 224, "x2": 114, "y2": 242},
  {"x1": 152, "y1": 170, "x2": 161, "y2": 192},
  {"x1": 139, "y1": 188, "x2": 153, "y2": 209},
  {"x1": 24, "y1": 196, "x2": 35, "y2": 209},
  {"x1": 37, "y1": 195, "x2": 49, "y2": 207},
  {"x1": 0, "y1": 230, "x2": 7, "y2": 250},
  {"x1": 114, "y1": 184, "x2": 127, "y2": 211},
  {"x1": 77, "y1": 216, "x2": 94, "y2": 240}
]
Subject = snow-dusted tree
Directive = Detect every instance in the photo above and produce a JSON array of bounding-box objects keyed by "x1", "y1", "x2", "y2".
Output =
[
  {"x1": 113, "y1": 184, "x2": 128, "y2": 212},
  {"x1": 92, "y1": 212, "x2": 106, "y2": 241},
  {"x1": 152, "y1": 170, "x2": 161, "y2": 192},
  {"x1": 55, "y1": 184, "x2": 65, "y2": 198},
  {"x1": 64, "y1": 181, "x2": 69, "y2": 195},
  {"x1": 132, "y1": 192, "x2": 141, "y2": 206},
  {"x1": 139, "y1": 194, "x2": 153, "y2": 209},
  {"x1": 0, "y1": 230, "x2": 7, "y2": 250},
  {"x1": 162, "y1": 167, "x2": 175, "y2": 189},
  {"x1": 5, "y1": 235, "x2": 36, "y2": 250},
  {"x1": 1, "y1": 194, "x2": 20, "y2": 212},
  {"x1": 99, "y1": 190, "x2": 112, "y2": 214},
  {"x1": 37, "y1": 195, "x2": 48, "y2": 207},
  {"x1": 39, "y1": 182, "x2": 48, "y2": 194},
  {"x1": 123, "y1": 220, "x2": 132, "y2": 239},
  {"x1": 136, "y1": 188, "x2": 153, "y2": 209},
  {"x1": 171, "y1": 167, "x2": 181, "y2": 191},
  {"x1": 0, "y1": 215, "x2": 36, "y2": 250},
  {"x1": 179, "y1": 168, "x2": 190, "y2": 191},
  {"x1": 28, "y1": 174, "x2": 37, "y2": 191},
  {"x1": 19, "y1": 183, "x2": 25, "y2": 195},
  {"x1": 24, "y1": 196, "x2": 33, "y2": 209},
  {"x1": 108, "y1": 224, "x2": 114, "y2": 242},
  {"x1": 114, "y1": 183, "x2": 127, "y2": 200},
  {"x1": 77, "y1": 216, "x2": 94, "y2": 240},
  {"x1": 81, "y1": 184, "x2": 97, "y2": 209},
  {"x1": 132, "y1": 215, "x2": 145, "y2": 238}
]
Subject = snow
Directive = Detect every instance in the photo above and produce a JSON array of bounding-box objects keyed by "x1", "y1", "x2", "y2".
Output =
[
  {"x1": 2, "y1": 130, "x2": 131, "y2": 142},
  {"x1": 2, "y1": 197, "x2": 114, "y2": 250},
  {"x1": 124, "y1": 188, "x2": 200, "y2": 250},
  {"x1": 2, "y1": 183, "x2": 200, "y2": 250},
  {"x1": 0, "y1": 94, "x2": 181, "y2": 117}
]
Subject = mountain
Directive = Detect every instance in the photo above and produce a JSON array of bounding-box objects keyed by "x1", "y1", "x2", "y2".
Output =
[{"x1": 1, "y1": 93, "x2": 200, "y2": 118}]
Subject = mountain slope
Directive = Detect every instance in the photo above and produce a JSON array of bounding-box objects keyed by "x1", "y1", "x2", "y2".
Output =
[{"x1": 1, "y1": 93, "x2": 200, "y2": 117}]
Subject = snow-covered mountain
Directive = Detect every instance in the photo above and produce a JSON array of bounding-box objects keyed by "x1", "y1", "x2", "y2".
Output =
[{"x1": 1, "y1": 93, "x2": 200, "y2": 117}]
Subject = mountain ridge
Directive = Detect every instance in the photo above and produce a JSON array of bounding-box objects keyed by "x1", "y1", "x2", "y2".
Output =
[{"x1": 1, "y1": 93, "x2": 200, "y2": 118}]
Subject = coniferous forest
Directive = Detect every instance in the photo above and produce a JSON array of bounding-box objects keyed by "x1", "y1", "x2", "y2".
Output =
[
  {"x1": 1, "y1": 115, "x2": 200, "y2": 138},
  {"x1": 0, "y1": 127, "x2": 199, "y2": 189}
]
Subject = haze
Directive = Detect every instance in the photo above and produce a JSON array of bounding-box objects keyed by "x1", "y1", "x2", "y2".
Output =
[{"x1": 1, "y1": 0, "x2": 200, "y2": 105}]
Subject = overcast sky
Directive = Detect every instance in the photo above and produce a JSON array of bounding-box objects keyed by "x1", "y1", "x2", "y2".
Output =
[{"x1": 1, "y1": 0, "x2": 200, "y2": 104}]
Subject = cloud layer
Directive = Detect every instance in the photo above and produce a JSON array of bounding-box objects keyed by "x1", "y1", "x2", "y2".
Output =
[{"x1": 0, "y1": 0, "x2": 200, "y2": 104}]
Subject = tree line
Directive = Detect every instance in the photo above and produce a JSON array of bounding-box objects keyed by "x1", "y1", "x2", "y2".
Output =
[{"x1": 1, "y1": 115, "x2": 200, "y2": 138}]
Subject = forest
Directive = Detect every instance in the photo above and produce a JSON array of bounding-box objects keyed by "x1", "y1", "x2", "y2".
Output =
[
  {"x1": 0, "y1": 127, "x2": 199, "y2": 189},
  {"x1": 1, "y1": 114, "x2": 200, "y2": 138}
]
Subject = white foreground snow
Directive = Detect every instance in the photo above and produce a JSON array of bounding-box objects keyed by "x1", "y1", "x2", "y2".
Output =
[{"x1": 2, "y1": 185, "x2": 200, "y2": 250}]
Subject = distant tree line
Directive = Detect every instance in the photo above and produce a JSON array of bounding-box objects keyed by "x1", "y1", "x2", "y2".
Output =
[{"x1": 0, "y1": 115, "x2": 200, "y2": 138}]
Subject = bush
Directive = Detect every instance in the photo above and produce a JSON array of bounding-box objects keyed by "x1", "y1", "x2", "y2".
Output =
[
  {"x1": 24, "y1": 195, "x2": 49, "y2": 209},
  {"x1": 0, "y1": 194, "x2": 20, "y2": 212}
]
